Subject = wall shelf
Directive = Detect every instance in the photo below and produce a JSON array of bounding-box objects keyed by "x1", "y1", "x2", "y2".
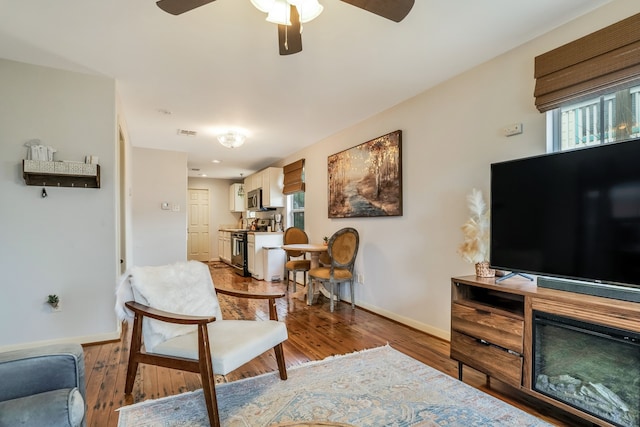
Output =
[{"x1": 22, "y1": 160, "x2": 100, "y2": 188}]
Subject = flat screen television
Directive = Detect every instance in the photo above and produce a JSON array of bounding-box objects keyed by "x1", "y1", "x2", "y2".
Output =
[{"x1": 490, "y1": 138, "x2": 640, "y2": 289}]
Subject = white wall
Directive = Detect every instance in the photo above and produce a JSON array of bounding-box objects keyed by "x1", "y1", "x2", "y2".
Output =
[
  {"x1": 276, "y1": 0, "x2": 640, "y2": 340},
  {"x1": 131, "y1": 147, "x2": 188, "y2": 266},
  {"x1": 0, "y1": 59, "x2": 119, "y2": 349},
  {"x1": 188, "y1": 177, "x2": 241, "y2": 261}
]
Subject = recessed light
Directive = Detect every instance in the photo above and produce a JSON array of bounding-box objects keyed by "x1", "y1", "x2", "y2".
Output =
[{"x1": 212, "y1": 160, "x2": 221, "y2": 164}]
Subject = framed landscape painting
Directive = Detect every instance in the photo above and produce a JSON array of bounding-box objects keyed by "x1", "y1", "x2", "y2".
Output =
[{"x1": 328, "y1": 130, "x2": 403, "y2": 218}]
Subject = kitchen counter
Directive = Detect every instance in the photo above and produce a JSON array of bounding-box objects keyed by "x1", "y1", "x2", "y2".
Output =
[{"x1": 218, "y1": 228, "x2": 283, "y2": 235}]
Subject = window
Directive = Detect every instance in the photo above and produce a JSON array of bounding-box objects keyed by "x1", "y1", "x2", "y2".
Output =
[
  {"x1": 549, "y1": 85, "x2": 640, "y2": 152},
  {"x1": 288, "y1": 191, "x2": 305, "y2": 230},
  {"x1": 535, "y1": 13, "x2": 640, "y2": 152},
  {"x1": 282, "y1": 158, "x2": 305, "y2": 229}
]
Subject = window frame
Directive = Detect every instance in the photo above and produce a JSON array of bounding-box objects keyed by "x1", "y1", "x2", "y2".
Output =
[{"x1": 287, "y1": 191, "x2": 305, "y2": 231}]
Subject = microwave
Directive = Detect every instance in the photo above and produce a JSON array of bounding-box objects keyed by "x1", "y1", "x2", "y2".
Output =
[
  {"x1": 247, "y1": 189, "x2": 262, "y2": 211},
  {"x1": 248, "y1": 189, "x2": 275, "y2": 211}
]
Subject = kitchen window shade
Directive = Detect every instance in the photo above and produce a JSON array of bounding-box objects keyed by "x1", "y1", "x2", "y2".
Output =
[
  {"x1": 283, "y1": 159, "x2": 305, "y2": 195},
  {"x1": 534, "y1": 13, "x2": 640, "y2": 112}
]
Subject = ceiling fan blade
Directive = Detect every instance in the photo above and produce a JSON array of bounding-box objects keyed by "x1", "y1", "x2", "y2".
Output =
[
  {"x1": 156, "y1": 0, "x2": 216, "y2": 15},
  {"x1": 340, "y1": 0, "x2": 414, "y2": 22},
  {"x1": 278, "y1": 5, "x2": 302, "y2": 55}
]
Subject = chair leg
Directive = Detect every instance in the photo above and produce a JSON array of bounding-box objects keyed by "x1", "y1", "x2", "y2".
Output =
[
  {"x1": 302, "y1": 271, "x2": 307, "y2": 294},
  {"x1": 329, "y1": 281, "x2": 335, "y2": 312},
  {"x1": 125, "y1": 314, "x2": 143, "y2": 394},
  {"x1": 198, "y1": 324, "x2": 220, "y2": 427},
  {"x1": 273, "y1": 343, "x2": 288, "y2": 380},
  {"x1": 307, "y1": 278, "x2": 313, "y2": 305},
  {"x1": 292, "y1": 271, "x2": 297, "y2": 293},
  {"x1": 350, "y1": 280, "x2": 355, "y2": 309}
]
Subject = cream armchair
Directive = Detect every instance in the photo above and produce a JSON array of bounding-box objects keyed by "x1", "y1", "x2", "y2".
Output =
[{"x1": 115, "y1": 260, "x2": 288, "y2": 427}]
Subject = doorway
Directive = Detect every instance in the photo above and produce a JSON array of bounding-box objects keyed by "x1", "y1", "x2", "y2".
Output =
[{"x1": 188, "y1": 188, "x2": 211, "y2": 261}]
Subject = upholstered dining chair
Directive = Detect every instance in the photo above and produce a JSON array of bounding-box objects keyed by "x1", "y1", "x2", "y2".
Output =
[
  {"x1": 308, "y1": 227, "x2": 360, "y2": 312},
  {"x1": 283, "y1": 227, "x2": 311, "y2": 293},
  {"x1": 115, "y1": 260, "x2": 288, "y2": 427}
]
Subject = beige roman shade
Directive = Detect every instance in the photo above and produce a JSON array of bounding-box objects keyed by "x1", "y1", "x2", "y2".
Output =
[
  {"x1": 534, "y1": 13, "x2": 640, "y2": 112},
  {"x1": 282, "y1": 159, "x2": 305, "y2": 195}
]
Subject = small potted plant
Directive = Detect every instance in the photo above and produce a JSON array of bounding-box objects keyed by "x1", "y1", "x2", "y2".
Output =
[
  {"x1": 322, "y1": 236, "x2": 329, "y2": 246},
  {"x1": 47, "y1": 294, "x2": 60, "y2": 308},
  {"x1": 458, "y1": 188, "x2": 495, "y2": 278}
]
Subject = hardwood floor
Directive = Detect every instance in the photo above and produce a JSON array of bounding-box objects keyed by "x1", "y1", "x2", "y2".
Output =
[{"x1": 84, "y1": 262, "x2": 590, "y2": 426}]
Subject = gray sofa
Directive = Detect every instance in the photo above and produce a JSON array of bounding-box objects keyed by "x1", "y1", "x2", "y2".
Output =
[{"x1": 0, "y1": 343, "x2": 86, "y2": 427}]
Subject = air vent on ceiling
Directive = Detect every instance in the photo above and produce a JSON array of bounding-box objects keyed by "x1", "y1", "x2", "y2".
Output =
[
  {"x1": 177, "y1": 129, "x2": 197, "y2": 137},
  {"x1": 191, "y1": 168, "x2": 200, "y2": 172}
]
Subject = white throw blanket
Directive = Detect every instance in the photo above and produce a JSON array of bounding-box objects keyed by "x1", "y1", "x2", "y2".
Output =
[{"x1": 115, "y1": 261, "x2": 223, "y2": 352}]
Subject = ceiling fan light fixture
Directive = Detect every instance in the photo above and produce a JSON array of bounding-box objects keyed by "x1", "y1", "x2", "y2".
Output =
[
  {"x1": 291, "y1": 0, "x2": 323, "y2": 23},
  {"x1": 265, "y1": 0, "x2": 291, "y2": 25},
  {"x1": 217, "y1": 131, "x2": 246, "y2": 149},
  {"x1": 250, "y1": 0, "x2": 275, "y2": 13}
]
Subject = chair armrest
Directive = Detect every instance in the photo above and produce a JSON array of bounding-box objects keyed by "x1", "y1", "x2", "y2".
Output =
[
  {"x1": 215, "y1": 287, "x2": 285, "y2": 300},
  {"x1": 215, "y1": 288, "x2": 285, "y2": 321},
  {"x1": 124, "y1": 301, "x2": 216, "y2": 325}
]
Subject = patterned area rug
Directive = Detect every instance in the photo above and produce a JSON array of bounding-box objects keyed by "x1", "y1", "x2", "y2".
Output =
[{"x1": 117, "y1": 345, "x2": 552, "y2": 427}]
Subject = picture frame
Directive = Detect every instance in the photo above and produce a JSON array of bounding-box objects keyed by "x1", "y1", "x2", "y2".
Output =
[{"x1": 328, "y1": 130, "x2": 403, "y2": 218}]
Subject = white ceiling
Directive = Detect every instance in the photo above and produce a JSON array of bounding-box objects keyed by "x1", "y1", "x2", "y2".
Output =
[{"x1": 0, "y1": 0, "x2": 611, "y2": 179}]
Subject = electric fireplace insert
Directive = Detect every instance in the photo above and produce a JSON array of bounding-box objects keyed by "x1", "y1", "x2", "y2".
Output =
[{"x1": 533, "y1": 311, "x2": 640, "y2": 427}]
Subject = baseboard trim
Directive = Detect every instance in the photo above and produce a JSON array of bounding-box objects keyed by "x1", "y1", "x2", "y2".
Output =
[
  {"x1": 355, "y1": 301, "x2": 450, "y2": 342},
  {"x1": 0, "y1": 331, "x2": 121, "y2": 353}
]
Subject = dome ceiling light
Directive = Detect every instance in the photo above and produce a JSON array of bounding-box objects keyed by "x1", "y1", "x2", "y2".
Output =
[{"x1": 217, "y1": 131, "x2": 246, "y2": 149}]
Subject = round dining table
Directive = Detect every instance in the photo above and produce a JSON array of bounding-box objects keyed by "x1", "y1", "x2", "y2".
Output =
[{"x1": 281, "y1": 243, "x2": 328, "y2": 305}]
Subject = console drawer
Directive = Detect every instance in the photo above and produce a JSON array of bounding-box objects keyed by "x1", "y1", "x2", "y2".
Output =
[
  {"x1": 451, "y1": 302, "x2": 523, "y2": 353},
  {"x1": 450, "y1": 331, "x2": 523, "y2": 387}
]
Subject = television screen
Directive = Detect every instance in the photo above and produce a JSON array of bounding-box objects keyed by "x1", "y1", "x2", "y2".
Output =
[{"x1": 490, "y1": 138, "x2": 640, "y2": 288}]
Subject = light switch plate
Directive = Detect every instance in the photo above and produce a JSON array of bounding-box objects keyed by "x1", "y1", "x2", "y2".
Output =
[{"x1": 503, "y1": 123, "x2": 523, "y2": 137}]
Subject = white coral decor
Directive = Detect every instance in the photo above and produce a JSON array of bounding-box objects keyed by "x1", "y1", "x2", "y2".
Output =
[{"x1": 458, "y1": 188, "x2": 490, "y2": 264}]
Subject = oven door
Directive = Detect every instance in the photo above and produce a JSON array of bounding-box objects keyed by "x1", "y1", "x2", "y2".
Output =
[{"x1": 231, "y1": 233, "x2": 245, "y2": 268}]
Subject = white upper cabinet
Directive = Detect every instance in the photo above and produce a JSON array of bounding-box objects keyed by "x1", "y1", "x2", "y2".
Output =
[
  {"x1": 262, "y1": 167, "x2": 284, "y2": 208},
  {"x1": 243, "y1": 167, "x2": 284, "y2": 208},
  {"x1": 229, "y1": 183, "x2": 244, "y2": 212}
]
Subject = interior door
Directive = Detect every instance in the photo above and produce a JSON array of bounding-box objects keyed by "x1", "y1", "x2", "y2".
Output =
[{"x1": 187, "y1": 188, "x2": 210, "y2": 261}]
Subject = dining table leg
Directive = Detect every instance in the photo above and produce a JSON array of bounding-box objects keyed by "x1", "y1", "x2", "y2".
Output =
[{"x1": 307, "y1": 252, "x2": 321, "y2": 305}]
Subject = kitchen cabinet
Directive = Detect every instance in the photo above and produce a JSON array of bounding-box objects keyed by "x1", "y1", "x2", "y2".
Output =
[
  {"x1": 244, "y1": 173, "x2": 261, "y2": 193},
  {"x1": 247, "y1": 232, "x2": 283, "y2": 280},
  {"x1": 217, "y1": 231, "x2": 223, "y2": 261},
  {"x1": 229, "y1": 183, "x2": 244, "y2": 212},
  {"x1": 261, "y1": 167, "x2": 284, "y2": 208},
  {"x1": 247, "y1": 234, "x2": 255, "y2": 275},
  {"x1": 243, "y1": 167, "x2": 284, "y2": 209},
  {"x1": 218, "y1": 231, "x2": 232, "y2": 264}
]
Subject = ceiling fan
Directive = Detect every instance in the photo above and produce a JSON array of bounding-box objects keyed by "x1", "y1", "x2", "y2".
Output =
[{"x1": 155, "y1": 0, "x2": 415, "y2": 55}]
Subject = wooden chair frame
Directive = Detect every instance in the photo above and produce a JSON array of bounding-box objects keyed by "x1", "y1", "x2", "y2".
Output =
[
  {"x1": 124, "y1": 288, "x2": 287, "y2": 427},
  {"x1": 310, "y1": 227, "x2": 359, "y2": 312},
  {"x1": 283, "y1": 227, "x2": 311, "y2": 293}
]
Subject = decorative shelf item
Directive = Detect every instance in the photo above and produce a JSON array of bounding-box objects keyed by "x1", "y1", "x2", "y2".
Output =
[{"x1": 22, "y1": 160, "x2": 100, "y2": 188}]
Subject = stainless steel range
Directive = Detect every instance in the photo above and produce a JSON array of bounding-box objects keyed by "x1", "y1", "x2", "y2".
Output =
[{"x1": 231, "y1": 231, "x2": 250, "y2": 277}]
